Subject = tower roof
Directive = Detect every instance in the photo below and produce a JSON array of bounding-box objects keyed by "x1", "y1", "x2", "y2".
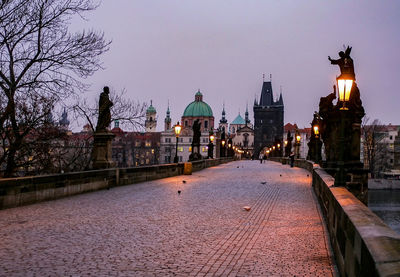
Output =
[
  {"x1": 231, "y1": 113, "x2": 246, "y2": 125},
  {"x1": 259, "y1": 81, "x2": 274, "y2": 106},
  {"x1": 146, "y1": 100, "x2": 156, "y2": 113}
]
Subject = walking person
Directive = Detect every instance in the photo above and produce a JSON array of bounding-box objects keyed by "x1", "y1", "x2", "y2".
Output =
[{"x1": 290, "y1": 152, "x2": 295, "y2": 168}]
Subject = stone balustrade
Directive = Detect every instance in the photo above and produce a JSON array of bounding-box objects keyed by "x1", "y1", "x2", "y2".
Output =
[
  {"x1": 269, "y1": 157, "x2": 400, "y2": 277},
  {"x1": 0, "y1": 158, "x2": 232, "y2": 210}
]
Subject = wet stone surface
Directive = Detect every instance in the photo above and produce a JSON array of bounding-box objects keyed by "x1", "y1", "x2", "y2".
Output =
[{"x1": 0, "y1": 160, "x2": 335, "y2": 276}]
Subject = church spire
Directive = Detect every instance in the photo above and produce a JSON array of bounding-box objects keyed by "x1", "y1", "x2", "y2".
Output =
[
  {"x1": 220, "y1": 102, "x2": 227, "y2": 124},
  {"x1": 164, "y1": 100, "x2": 171, "y2": 131},
  {"x1": 245, "y1": 102, "x2": 250, "y2": 124}
]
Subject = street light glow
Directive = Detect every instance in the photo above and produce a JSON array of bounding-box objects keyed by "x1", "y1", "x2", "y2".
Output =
[{"x1": 174, "y1": 122, "x2": 182, "y2": 137}]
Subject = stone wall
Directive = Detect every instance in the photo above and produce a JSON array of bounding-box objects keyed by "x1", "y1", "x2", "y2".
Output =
[
  {"x1": 0, "y1": 158, "x2": 232, "y2": 210},
  {"x1": 269, "y1": 157, "x2": 400, "y2": 276}
]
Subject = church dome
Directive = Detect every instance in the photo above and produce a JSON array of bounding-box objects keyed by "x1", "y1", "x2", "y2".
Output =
[
  {"x1": 183, "y1": 90, "x2": 213, "y2": 117},
  {"x1": 146, "y1": 101, "x2": 156, "y2": 113}
]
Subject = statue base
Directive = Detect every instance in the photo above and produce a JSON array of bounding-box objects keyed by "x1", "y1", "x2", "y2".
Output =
[
  {"x1": 189, "y1": 152, "x2": 203, "y2": 162},
  {"x1": 324, "y1": 162, "x2": 368, "y2": 205},
  {"x1": 92, "y1": 132, "x2": 115, "y2": 169}
]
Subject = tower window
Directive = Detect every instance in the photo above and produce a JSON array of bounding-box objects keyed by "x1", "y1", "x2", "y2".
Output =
[
  {"x1": 185, "y1": 121, "x2": 188, "y2": 127},
  {"x1": 204, "y1": 120, "x2": 208, "y2": 129}
]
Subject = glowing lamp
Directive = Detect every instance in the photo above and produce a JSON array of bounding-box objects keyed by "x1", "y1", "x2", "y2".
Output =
[
  {"x1": 221, "y1": 140, "x2": 226, "y2": 147},
  {"x1": 337, "y1": 77, "x2": 353, "y2": 110},
  {"x1": 273, "y1": 146, "x2": 275, "y2": 150},
  {"x1": 277, "y1": 143, "x2": 281, "y2": 148},
  {"x1": 174, "y1": 122, "x2": 182, "y2": 137},
  {"x1": 313, "y1": 126, "x2": 319, "y2": 137},
  {"x1": 209, "y1": 134, "x2": 215, "y2": 143},
  {"x1": 284, "y1": 140, "x2": 288, "y2": 146},
  {"x1": 296, "y1": 135, "x2": 301, "y2": 143},
  {"x1": 228, "y1": 143, "x2": 232, "y2": 148}
]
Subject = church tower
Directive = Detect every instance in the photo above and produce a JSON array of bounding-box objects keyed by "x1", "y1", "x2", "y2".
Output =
[
  {"x1": 219, "y1": 104, "x2": 228, "y2": 132},
  {"x1": 164, "y1": 102, "x2": 171, "y2": 131},
  {"x1": 145, "y1": 100, "x2": 157, "y2": 132},
  {"x1": 253, "y1": 79, "x2": 284, "y2": 157}
]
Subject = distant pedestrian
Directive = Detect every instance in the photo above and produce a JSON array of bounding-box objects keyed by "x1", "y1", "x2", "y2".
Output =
[
  {"x1": 263, "y1": 155, "x2": 267, "y2": 163},
  {"x1": 290, "y1": 152, "x2": 295, "y2": 167}
]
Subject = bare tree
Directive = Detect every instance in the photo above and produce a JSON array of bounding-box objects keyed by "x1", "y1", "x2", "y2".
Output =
[
  {"x1": 0, "y1": 0, "x2": 110, "y2": 177},
  {"x1": 362, "y1": 117, "x2": 391, "y2": 178}
]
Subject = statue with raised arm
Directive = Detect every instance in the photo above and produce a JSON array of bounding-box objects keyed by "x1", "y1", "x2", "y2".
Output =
[
  {"x1": 328, "y1": 46, "x2": 355, "y2": 80},
  {"x1": 96, "y1": 86, "x2": 113, "y2": 132}
]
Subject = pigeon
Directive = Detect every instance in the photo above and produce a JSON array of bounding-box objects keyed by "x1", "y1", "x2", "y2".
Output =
[
  {"x1": 182, "y1": 180, "x2": 186, "y2": 184},
  {"x1": 237, "y1": 166, "x2": 240, "y2": 168},
  {"x1": 178, "y1": 190, "x2": 181, "y2": 194},
  {"x1": 261, "y1": 181, "x2": 267, "y2": 184},
  {"x1": 280, "y1": 174, "x2": 282, "y2": 177},
  {"x1": 307, "y1": 174, "x2": 309, "y2": 177}
]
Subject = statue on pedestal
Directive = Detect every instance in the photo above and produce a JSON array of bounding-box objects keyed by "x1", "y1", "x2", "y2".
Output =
[{"x1": 92, "y1": 86, "x2": 115, "y2": 169}]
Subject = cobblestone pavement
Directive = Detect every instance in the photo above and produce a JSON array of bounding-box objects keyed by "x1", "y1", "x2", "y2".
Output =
[{"x1": 0, "y1": 161, "x2": 336, "y2": 276}]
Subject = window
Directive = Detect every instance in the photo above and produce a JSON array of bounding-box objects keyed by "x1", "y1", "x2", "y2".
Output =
[
  {"x1": 145, "y1": 141, "x2": 151, "y2": 147},
  {"x1": 151, "y1": 149, "x2": 155, "y2": 154},
  {"x1": 204, "y1": 120, "x2": 208, "y2": 129},
  {"x1": 390, "y1": 136, "x2": 393, "y2": 140},
  {"x1": 135, "y1": 140, "x2": 141, "y2": 147},
  {"x1": 189, "y1": 138, "x2": 192, "y2": 143},
  {"x1": 189, "y1": 146, "x2": 192, "y2": 152},
  {"x1": 180, "y1": 138, "x2": 184, "y2": 143},
  {"x1": 232, "y1": 127, "x2": 235, "y2": 133},
  {"x1": 165, "y1": 138, "x2": 171, "y2": 143},
  {"x1": 179, "y1": 156, "x2": 183, "y2": 162},
  {"x1": 185, "y1": 121, "x2": 188, "y2": 127},
  {"x1": 202, "y1": 146, "x2": 208, "y2": 152},
  {"x1": 146, "y1": 159, "x2": 150, "y2": 164},
  {"x1": 178, "y1": 146, "x2": 183, "y2": 152}
]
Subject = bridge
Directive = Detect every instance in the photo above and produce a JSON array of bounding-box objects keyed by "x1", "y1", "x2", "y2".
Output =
[{"x1": 0, "y1": 160, "x2": 399, "y2": 276}]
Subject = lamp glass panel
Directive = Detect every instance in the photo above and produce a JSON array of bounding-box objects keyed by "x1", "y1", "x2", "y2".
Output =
[{"x1": 345, "y1": 80, "x2": 353, "y2": 101}]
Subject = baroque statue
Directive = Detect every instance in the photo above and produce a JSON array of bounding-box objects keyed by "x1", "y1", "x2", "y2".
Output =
[{"x1": 95, "y1": 86, "x2": 113, "y2": 132}]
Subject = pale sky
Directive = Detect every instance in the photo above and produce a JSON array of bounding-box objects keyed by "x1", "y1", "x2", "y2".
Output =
[{"x1": 72, "y1": 0, "x2": 400, "y2": 130}]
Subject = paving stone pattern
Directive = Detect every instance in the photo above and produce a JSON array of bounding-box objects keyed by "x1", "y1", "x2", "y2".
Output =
[{"x1": 0, "y1": 161, "x2": 336, "y2": 276}]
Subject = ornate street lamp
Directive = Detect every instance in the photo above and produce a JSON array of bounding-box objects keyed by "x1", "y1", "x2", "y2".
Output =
[
  {"x1": 313, "y1": 125, "x2": 319, "y2": 138},
  {"x1": 335, "y1": 76, "x2": 354, "y2": 186},
  {"x1": 173, "y1": 122, "x2": 182, "y2": 163},
  {"x1": 208, "y1": 131, "x2": 215, "y2": 159}
]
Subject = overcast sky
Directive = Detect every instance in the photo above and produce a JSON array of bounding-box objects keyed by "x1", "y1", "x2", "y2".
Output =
[{"x1": 72, "y1": 0, "x2": 400, "y2": 130}]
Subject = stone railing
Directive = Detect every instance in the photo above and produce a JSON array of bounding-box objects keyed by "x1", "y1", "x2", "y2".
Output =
[
  {"x1": 0, "y1": 158, "x2": 233, "y2": 210},
  {"x1": 269, "y1": 157, "x2": 400, "y2": 277}
]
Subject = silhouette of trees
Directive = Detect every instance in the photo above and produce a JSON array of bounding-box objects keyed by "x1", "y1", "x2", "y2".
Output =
[{"x1": 0, "y1": 0, "x2": 110, "y2": 177}]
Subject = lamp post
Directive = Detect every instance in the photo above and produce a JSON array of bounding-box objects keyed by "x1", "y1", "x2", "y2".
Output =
[
  {"x1": 335, "y1": 76, "x2": 353, "y2": 186},
  {"x1": 221, "y1": 139, "x2": 226, "y2": 157},
  {"x1": 295, "y1": 131, "x2": 301, "y2": 159},
  {"x1": 208, "y1": 131, "x2": 215, "y2": 159},
  {"x1": 313, "y1": 125, "x2": 320, "y2": 164},
  {"x1": 173, "y1": 122, "x2": 182, "y2": 163}
]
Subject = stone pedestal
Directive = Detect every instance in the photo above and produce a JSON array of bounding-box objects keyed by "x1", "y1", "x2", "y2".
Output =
[{"x1": 92, "y1": 132, "x2": 115, "y2": 169}]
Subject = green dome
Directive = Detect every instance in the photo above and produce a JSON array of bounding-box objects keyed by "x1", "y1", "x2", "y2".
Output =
[
  {"x1": 183, "y1": 101, "x2": 213, "y2": 117},
  {"x1": 183, "y1": 90, "x2": 213, "y2": 117},
  {"x1": 146, "y1": 101, "x2": 156, "y2": 113}
]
